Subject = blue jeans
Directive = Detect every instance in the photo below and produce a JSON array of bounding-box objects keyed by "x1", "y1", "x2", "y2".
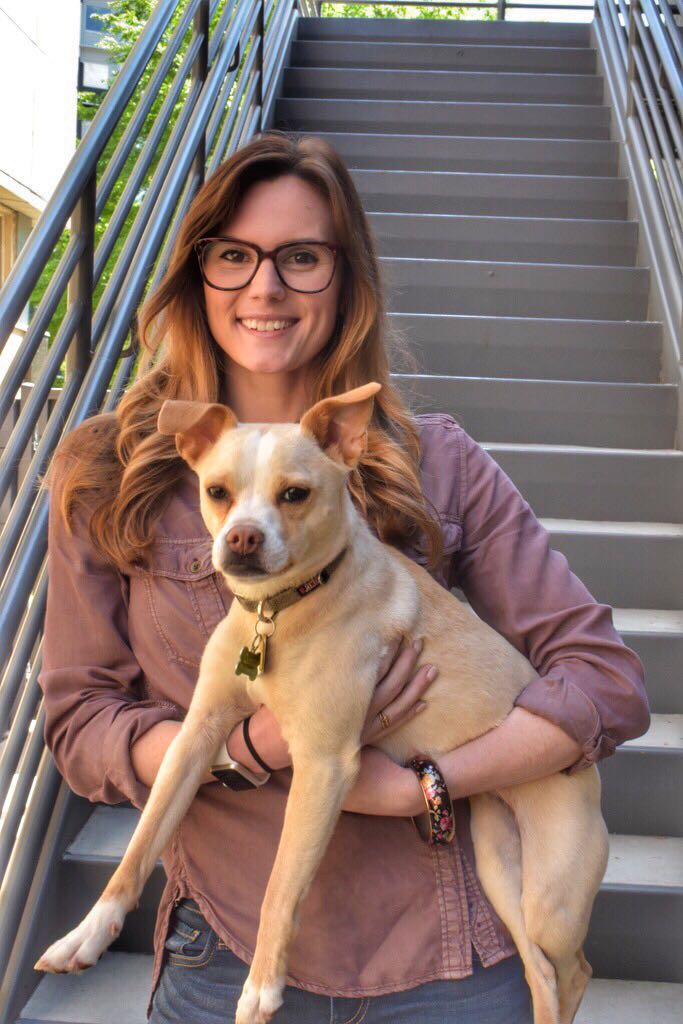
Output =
[{"x1": 149, "y1": 899, "x2": 533, "y2": 1023}]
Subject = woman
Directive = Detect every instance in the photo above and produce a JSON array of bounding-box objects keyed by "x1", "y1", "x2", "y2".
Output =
[{"x1": 39, "y1": 132, "x2": 650, "y2": 1023}]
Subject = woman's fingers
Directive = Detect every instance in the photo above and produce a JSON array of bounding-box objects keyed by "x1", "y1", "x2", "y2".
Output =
[
  {"x1": 362, "y1": 661, "x2": 439, "y2": 745},
  {"x1": 369, "y1": 637, "x2": 424, "y2": 717}
]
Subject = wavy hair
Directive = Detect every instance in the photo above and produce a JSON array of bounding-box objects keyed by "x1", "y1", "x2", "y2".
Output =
[{"x1": 45, "y1": 132, "x2": 444, "y2": 572}]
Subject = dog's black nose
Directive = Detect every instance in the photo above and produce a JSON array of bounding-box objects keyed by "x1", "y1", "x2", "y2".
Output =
[{"x1": 226, "y1": 523, "x2": 264, "y2": 556}]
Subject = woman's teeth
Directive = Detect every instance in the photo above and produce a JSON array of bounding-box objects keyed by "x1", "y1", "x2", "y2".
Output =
[{"x1": 240, "y1": 319, "x2": 297, "y2": 332}]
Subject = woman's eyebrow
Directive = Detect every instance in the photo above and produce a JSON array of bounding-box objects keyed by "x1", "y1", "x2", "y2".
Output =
[{"x1": 227, "y1": 235, "x2": 327, "y2": 247}]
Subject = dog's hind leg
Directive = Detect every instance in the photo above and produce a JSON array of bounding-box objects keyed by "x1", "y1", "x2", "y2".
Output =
[
  {"x1": 469, "y1": 792, "x2": 560, "y2": 1024},
  {"x1": 499, "y1": 770, "x2": 608, "y2": 1024}
]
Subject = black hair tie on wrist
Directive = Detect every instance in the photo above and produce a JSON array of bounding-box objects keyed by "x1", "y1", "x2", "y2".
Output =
[{"x1": 243, "y1": 715, "x2": 275, "y2": 775}]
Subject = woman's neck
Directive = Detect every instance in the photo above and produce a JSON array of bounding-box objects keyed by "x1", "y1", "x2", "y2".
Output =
[{"x1": 220, "y1": 362, "x2": 312, "y2": 424}]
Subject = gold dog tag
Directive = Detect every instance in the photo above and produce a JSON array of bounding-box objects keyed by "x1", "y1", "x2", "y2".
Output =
[{"x1": 235, "y1": 645, "x2": 261, "y2": 680}]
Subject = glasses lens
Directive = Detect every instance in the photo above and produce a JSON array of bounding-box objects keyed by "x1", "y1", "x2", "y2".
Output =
[{"x1": 200, "y1": 241, "x2": 335, "y2": 291}]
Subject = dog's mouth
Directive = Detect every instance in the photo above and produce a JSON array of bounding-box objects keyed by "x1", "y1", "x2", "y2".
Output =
[{"x1": 220, "y1": 559, "x2": 267, "y2": 578}]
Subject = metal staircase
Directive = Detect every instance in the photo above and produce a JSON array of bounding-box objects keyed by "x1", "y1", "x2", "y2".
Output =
[{"x1": 1, "y1": 3, "x2": 682, "y2": 1022}]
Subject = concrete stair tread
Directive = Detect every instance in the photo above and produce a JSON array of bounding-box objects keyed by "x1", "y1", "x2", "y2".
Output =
[
  {"x1": 296, "y1": 17, "x2": 593, "y2": 47},
  {"x1": 613, "y1": 608, "x2": 683, "y2": 635},
  {"x1": 540, "y1": 518, "x2": 683, "y2": 537},
  {"x1": 20, "y1": 949, "x2": 682, "y2": 1024},
  {"x1": 485, "y1": 442, "x2": 683, "y2": 457},
  {"x1": 620, "y1": 714, "x2": 683, "y2": 754},
  {"x1": 603, "y1": 834, "x2": 683, "y2": 891},
  {"x1": 64, "y1": 810, "x2": 683, "y2": 892},
  {"x1": 15, "y1": 949, "x2": 683, "y2": 1023}
]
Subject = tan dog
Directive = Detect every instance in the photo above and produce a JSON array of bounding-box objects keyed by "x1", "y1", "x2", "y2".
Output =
[{"x1": 36, "y1": 382, "x2": 608, "y2": 1024}]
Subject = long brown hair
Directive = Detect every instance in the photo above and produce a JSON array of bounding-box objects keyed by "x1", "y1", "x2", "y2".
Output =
[{"x1": 45, "y1": 132, "x2": 444, "y2": 571}]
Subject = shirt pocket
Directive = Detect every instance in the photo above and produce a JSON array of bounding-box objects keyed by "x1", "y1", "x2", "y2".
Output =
[{"x1": 131, "y1": 539, "x2": 229, "y2": 669}]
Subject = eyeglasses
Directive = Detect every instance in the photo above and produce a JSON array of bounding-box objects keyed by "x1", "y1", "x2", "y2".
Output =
[{"x1": 195, "y1": 237, "x2": 342, "y2": 293}]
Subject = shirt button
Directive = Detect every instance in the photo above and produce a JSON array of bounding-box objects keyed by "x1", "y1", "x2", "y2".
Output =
[{"x1": 190, "y1": 559, "x2": 202, "y2": 573}]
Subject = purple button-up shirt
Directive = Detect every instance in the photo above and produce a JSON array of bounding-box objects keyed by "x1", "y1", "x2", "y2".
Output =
[{"x1": 38, "y1": 412, "x2": 650, "y2": 1012}]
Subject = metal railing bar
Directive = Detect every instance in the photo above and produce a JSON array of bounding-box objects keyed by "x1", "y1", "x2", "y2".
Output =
[
  {"x1": 640, "y1": 0, "x2": 683, "y2": 106},
  {"x1": 239, "y1": 98, "x2": 262, "y2": 149},
  {"x1": 0, "y1": 778, "x2": 73, "y2": 1024},
  {"x1": 263, "y1": 0, "x2": 292, "y2": 77},
  {"x1": 0, "y1": 0, "x2": 179, "y2": 349},
  {"x1": 651, "y1": 0, "x2": 683, "y2": 67},
  {"x1": 209, "y1": 0, "x2": 239, "y2": 66},
  {"x1": 207, "y1": 3, "x2": 262, "y2": 160},
  {"x1": 0, "y1": 376, "x2": 82, "y2": 596},
  {"x1": 0, "y1": 0, "x2": 257, "y2": 632},
  {"x1": 0, "y1": 659, "x2": 42, "y2": 814},
  {"x1": 604, "y1": 0, "x2": 630, "y2": 64},
  {"x1": 263, "y1": 4, "x2": 298, "y2": 113},
  {"x1": 0, "y1": 573, "x2": 46, "y2": 737},
  {"x1": 96, "y1": 0, "x2": 203, "y2": 219},
  {"x1": 89, "y1": 75, "x2": 205, "y2": 350},
  {"x1": 0, "y1": 304, "x2": 81, "y2": 508},
  {"x1": 0, "y1": 235, "x2": 83, "y2": 428},
  {"x1": 0, "y1": 695, "x2": 45, "y2": 881},
  {"x1": 318, "y1": 0, "x2": 593, "y2": 7},
  {"x1": 635, "y1": 5, "x2": 683, "y2": 158},
  {"x1": 0, "y1": 748, "x2": 62, "y2": 977},
  {"x1": 232, "y1": 66, "x2": 262, "y2": 153},
  {"x1": 632, "y1": 24, "x2": 683, "y2": 217},
  {"x1": 616, "y1": 0, "x2": 631, "y2": 34},
  {"x1": 631, "y1": 76, "x2": 683, "y2": 265},
  {"x1": 208, "y1": 44, "x2": 260, "y2": 173},
  {"x1": 94, "y1": 34, "x2": 205, "y2": 284}
]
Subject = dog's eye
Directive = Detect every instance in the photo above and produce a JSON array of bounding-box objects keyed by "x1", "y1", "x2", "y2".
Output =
[
  {"x1": 280, "y1": 486, "x2": 310, "y2": 504},
  {"x1": 207, "y1": 485, "x2": 228, "y2": 501}
]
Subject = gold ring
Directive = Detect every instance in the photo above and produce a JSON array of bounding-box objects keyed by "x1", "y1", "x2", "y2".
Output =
[{"x1": 379, "y1": 711, "x2": 391, "y2": 730}]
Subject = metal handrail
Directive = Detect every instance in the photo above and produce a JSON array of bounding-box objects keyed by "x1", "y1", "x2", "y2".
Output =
[
  {"x1": 595, "y1": 0, "x2": 683, "y2": 374},
  {"x1": 0, "y1": 2, "x2": 302, "y2": 1017}
]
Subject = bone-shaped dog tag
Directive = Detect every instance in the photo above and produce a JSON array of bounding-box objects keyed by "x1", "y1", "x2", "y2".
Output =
[{"x1": 235, "y1": 646, "x2": 261, "y2": 680}]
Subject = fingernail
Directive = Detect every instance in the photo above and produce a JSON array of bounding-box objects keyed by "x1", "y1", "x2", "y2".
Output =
[
  {"x1": 412, "y1": 637, "x2": 423, "y2": 652},
  {"x1": 426, "y1": 666, "x2": 438, "y2": 682}
]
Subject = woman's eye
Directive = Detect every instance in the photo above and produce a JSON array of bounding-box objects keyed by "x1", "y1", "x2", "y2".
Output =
[
  {"x1": 207, "y1": 485, "x2": 228, "y2": 500},
  {"x1": 280, "y1": 486, "x2": 310, "y2": 504}
]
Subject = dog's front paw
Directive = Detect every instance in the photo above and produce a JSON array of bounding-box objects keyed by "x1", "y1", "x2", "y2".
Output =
[
  {"x1": 34, "y1": 900, "x2": 125, "y2": 974},
  {"x1": 235, "y1": 975, "x2": 285, "y2": 1024}
]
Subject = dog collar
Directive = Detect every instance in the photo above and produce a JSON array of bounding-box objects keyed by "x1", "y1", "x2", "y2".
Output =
[
  {"x1": 232, "y1": 547, "x2": 348, "y2": 681},
  {"x1": 231, "y1": 546, "x2": 348, "y2": 615}
]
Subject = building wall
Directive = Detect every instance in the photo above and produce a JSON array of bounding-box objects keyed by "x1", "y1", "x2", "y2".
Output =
[{"x1": 0, "y1": 0, "x2": 81, "y2": 214}]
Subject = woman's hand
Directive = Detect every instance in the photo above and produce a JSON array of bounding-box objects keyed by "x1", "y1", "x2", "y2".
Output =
[{"x1": 222, "y1": 637, "x2": 438, "y2": 785}]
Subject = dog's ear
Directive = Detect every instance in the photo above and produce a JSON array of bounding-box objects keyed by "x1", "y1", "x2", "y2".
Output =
[
  {"x1": 157, "y1": 400, "x2": 237, "y2": 465},
  {"x1": 299, "y1": 382, "x2": 381, "y2": 468}
]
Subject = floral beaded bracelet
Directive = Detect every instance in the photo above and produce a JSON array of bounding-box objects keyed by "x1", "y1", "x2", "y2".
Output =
[{"x1": 407, "y1": 754, "x2": 455, "y2": 846}]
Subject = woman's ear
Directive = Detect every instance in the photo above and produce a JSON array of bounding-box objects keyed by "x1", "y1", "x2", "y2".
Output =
[
  {"x1": 299, "y1": 382, "x2": 381, "y2": 468},
  {"x1": 157, "y1": 399, "x2": 237, "y2": 465}
]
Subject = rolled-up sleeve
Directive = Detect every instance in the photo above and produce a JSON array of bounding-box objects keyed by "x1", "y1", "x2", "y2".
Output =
[
  {"x1": 38, "y1": 458, "x2": 183, "y2": 809},
  {"x1": 449, "y1": 426, "x2": 651, "y2": 775}
]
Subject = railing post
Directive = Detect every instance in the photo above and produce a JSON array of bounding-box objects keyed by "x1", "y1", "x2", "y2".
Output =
[
  {"x1": 192, "y1": 0, "x2": 210, "y2": 185},
  {"x1": 497, "y1": 0, "x2": 507, "y2": 19},
  {"x1": 627, "y1": 0, "x2": 639, "y2": 117},
  {"x1": 65, "y1": 173, "x2": 96, "y2": 381},
  {"x1": 258, "y1": 0, "x2": 265, "y2": 132}
]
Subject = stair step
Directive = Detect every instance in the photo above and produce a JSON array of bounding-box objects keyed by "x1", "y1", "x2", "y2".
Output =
[
  {"x1": 373, "y1": 212, "x2": 638, "y2": 267},
  {"x1": 18, "y1": 952, "x2": 683, "y2": 1023},
  {"x1": 283, "y1": 67, "x2": 605, "y2": 104},
  {"x1": 383, "y1": 257, "x2": 648, "y2": 321},
  {"x1": 602, "y1": 719, "x2": 683, "y2": 837},
  {"x1": 613, "y1": 609, "x2": 683, "y2": 715},
  {"x1": 393, "y1": 373, "x2": 678, "y2": 449},
  {"x1": 291, "y1": 39, "x2": 599, "y2": 74},
  {"x1": 576, "y1": 978, "x2": 683, "y2": 1023},
  {"x1": 391, "y1": 313, "x2": 661, "y2": 383},
  {"x1": 298, "y1": 131, "x2": 620, "y2": 176},
  {"x1": 275, "y1": 96, "x2": 611, "y2": 140},
  {"x1": 355, "y1": 168, "x2": 627, "y2": 219},
  {"x1": 296, "y1": 16, "x2": 593, "y2": 48},
  {"x1": 482, "y1": 444, "x2": 683, "y2": 522},
  {"x1": 539, "y1": 519, "x2": 683, "y2": 608}
]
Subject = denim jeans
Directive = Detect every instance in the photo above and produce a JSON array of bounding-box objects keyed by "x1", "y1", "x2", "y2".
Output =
[{"x1": 149, "y1": 899, "x2": 533, "y2": 1023}]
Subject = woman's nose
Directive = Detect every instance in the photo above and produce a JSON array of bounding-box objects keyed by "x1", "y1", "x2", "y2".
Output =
[{"x1": 247, "y1": 255, "x2": 286, "y2": 297}]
